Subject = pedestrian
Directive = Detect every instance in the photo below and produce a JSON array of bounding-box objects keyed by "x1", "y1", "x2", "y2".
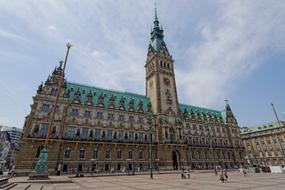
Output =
[
  {"x1": 219, "y1": 167, "x2": 224, "y2": 183},
  {"x1": 184, "y1": 168, "x2": 187, "y2": 179},
  {"x1": 224, "y1": 168, "x2": 228, "y2": 182},
  {"x1": 242, "y1": 168, "x2": 247, "y2": 176},
  {"x1": 181, "y1": 167, "x2": 185, "y2": 179},
  {"x1": 187, "y1": 168, "x2": 191, "y2": 179}
]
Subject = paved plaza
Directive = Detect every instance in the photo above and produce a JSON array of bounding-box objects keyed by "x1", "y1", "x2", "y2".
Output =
[{"x1": 9, "y1": 171, "x2": 285, "y2": 190}]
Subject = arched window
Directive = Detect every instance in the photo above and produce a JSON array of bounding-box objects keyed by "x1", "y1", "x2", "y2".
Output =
[
  {"x1": 92, "y1": 148, "x2": 99, "y2": 159},
  {"x1": 160, "y1": 61, "x2": 163, "y2": 67},
  {"x1": 124, "y1": 132, "x2": 128, "y2": 140},
  {"x1": 144, "y1": 134, "x2": 148, "y2": 141},
  {"x1": 117, "y1": 149, "x2": 123, "y2": 160},
  {"x1": 128, "y1": 150, "x2": 132, "y2": 159},
  {"x1": 135, "y1": 134, "x2": 138, "y2": 141},
  {"x1": 105, "y1": 148, "x2": 111, "y2": 159},
  {"x1": 167, "y1": 63, "x2": 169, "y2": 69},
  {"x1": 64, "y1": 147, "x2": 71, "y2": 158},
  {"x1": 79, "y1": 148, "x2": 85, "y2": 159}
]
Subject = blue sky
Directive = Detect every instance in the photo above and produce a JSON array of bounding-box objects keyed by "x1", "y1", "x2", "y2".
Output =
[{"x1": 0, "y1": 0, "x2": 284, "y2": 128}]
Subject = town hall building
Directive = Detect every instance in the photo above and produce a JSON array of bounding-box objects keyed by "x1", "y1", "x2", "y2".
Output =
[{"x1": 16, "y1": 9, "x2": 246, "y2": 174}]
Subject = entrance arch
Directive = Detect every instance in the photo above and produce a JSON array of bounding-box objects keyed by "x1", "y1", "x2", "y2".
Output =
[{"x1": 172, "y1": 151, "x2": 179, "y2": 170}]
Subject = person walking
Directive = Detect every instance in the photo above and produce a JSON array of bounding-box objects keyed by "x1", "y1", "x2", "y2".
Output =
[
  {"x1": 242, "y1": 168, "x2": 247, "y2": 176},
  {"x1": 224, "y1": 168, "x2": 228, "y2": 182},
  {"x1": 219, "y1": 167, "x2": 224, "y2": 183},
  {"x1": 181, "y1": 167, "x2": 185, "y2": 179},
  {"x1": 187, "y1": 168, "x2": 191, "y2": 179}
]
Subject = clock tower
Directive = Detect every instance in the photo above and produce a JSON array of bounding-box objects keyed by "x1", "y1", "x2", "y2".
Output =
[{"x1": 145, "y1": 8, "x2": 179, "y2": 116}]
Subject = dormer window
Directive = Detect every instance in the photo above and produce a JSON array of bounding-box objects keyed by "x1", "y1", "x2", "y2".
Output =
[{"x1": 70, "y1": 108, "x2": 79, "y2": 117}]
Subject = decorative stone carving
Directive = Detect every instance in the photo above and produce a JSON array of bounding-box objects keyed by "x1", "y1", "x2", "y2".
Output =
[
  {"x1": 119, "y1": 97, "x2": 125, "y2": 110},
  {"x1": 97, "y1": 93, "x2": 104, "y2": 107},
  {"x1": 74, "y1": 89, "x2": 81, "y2": 103},
  {"x1": 108, "y1": 95, "x2": 115, "y2": 109},
  {"x1": 86, "y1": 91, "x2": 93, "y2": 105},
  {"x1": 128, "y1": 98, "x2": 134, "y2": 112},
  {"x1": 138, "y1": 99, "x2": 144, "y2": 113}
]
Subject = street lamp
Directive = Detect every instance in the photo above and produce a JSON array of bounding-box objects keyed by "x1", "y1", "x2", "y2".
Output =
[
  {"x1": 271, "y1": 103, "x2": 285, "y2": 159},
  {"x1": 29, "y1": 43, "x2": 72, "y2": 180}
]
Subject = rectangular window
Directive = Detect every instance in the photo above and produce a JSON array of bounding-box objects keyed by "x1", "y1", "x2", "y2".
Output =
[
  {"x1": 118, "y1": 131, "x2": 124, "y2": 140},
  {"x1": 186, "y1": 124, "x2": 190, "y2": 129},
  {"x1": 67, "y1": 127, "x2": 76, "y2": 138},
  {"x1": 93, "y1": 149, "x2": 99, "y2": 159},
  {"x1": 128, "y1": 150, "x2": 132, "y2": 159},
  {"x1": 129, "y1": 132, "x2": 134, "y2": 141},
  {"x1": 139, "y1": 150, "x2": 144, "y2": 159},
  {"x1": 81, "y1": 128, "x2": 89, "y2": 139},
  {"x1": 138, "y1": 117, "x2": 144, "y2": 124},
  {"x1": 107, "y1": 129, "x2": 113, "y2": 140},
  {"x1": 64, "y1": 148, "x2": 71, "y2": 158},
  {"x1": 84, "y1": 110, "x2": 92, "y2": 118},
  {"x1": 118, "y1": 115, "x2": 125, "y2": 121},
  {"x1": 105, "y1": 148, "x2": 111, "y2": 159},
  {"x1": 39, "y1": 123, "x2": 49, "y2": 138},
  {"x1": 165, "y1": 128, "x2": 169, "y2": 139},
  {"x1": 94, "y1": 129, "x2": 101, "y2": 140},
  {"x1": 129, "y1": 116, "x2": 134, "y2": 123},
  {"x1": 117, "y1": 150, "x2": 122, "y2": 159},
  {"x1": 70, "y1": 108, "x2": 79, "y2": 116},
  {"x1": 138, "y1": 132, "x2": 143, "y2": 142},
  {"x1": 41, "y1": 104, "x2": 50, "y2": 112},
  {"x1": 79, "y1": 149, "x2": 85, "y2": 159},
  {"x1": 96, "y1": 112, "x2": 103, "y2": 119},
  {"x1": 108, "y1": 113, "x2": 114, "y2": 120}
]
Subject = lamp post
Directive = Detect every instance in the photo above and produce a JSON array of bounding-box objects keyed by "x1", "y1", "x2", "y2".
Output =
[
  {"x1": 271, "y1": 103, "x2": 285, "y2": 159},
  {"x1": 29, "y1": 43, "x2": 72, "y2": 179},
  {"x1": 147, "y1": 112, "x2": 154, "y2": 179}
]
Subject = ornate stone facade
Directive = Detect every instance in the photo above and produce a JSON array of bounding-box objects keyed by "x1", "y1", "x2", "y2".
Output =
[
  {"x1": 16, "y1": 9, "x2": 246, "y2": 174},
  {"x1": 241, "y1": 121, "x2": 285, "y2": 166}
]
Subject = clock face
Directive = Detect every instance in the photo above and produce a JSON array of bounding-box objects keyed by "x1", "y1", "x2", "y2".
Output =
[
  {"x1": 163, "y1": 77, "x2": 171, "y2": 86},
  {"x1": 149, "y1": 80, "x2": 153, "y2": 88}
]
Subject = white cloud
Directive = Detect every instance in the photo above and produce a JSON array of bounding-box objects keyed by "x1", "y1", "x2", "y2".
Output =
[
  {"x1": 48, "y1": 25, "x2": 56, "y2": 31},
  {"x1": 177, "y1": 0, "x2": 285, "y2": 107},
  {"x1": 0, "y1": 0, "x2": 285, "y2": 128}
]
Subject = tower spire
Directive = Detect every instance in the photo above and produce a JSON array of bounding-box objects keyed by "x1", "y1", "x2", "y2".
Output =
[
  {"x1": 153, "y1": 4, "x2": 160, "y2": 29},
  {"x1": 150, "y1": 4, "x2": 164, "y2": 53},
  {"x1": 154, "y1": 3, "x2": 158, "y2": 21}
]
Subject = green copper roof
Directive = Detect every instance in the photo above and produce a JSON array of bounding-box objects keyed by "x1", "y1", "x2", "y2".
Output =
[
  {"x1": 240, "y1": 121, "x2": 285, "y2": 134},
  {"x1": 66, "y1": 82, "x2": 150, "y2": 112},
  {"x1": 66, "y1": 82, "x2": 225, "y2": 122},
  {"x1": 179, "y1": 104, "x2": 225, "y2": 124}
]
